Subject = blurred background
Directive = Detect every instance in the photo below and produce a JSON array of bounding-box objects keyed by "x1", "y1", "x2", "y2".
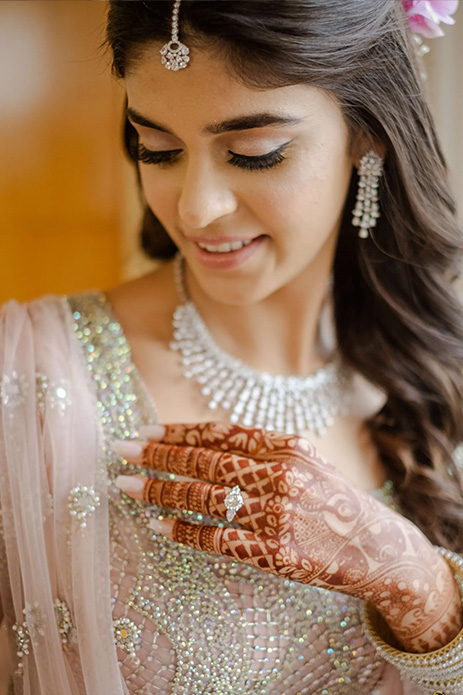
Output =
[
  {"x1": 0, "y1": 0, "x2": 152, "y2": 307},
  {"x1": 0, "y1": 1, "x2": 462, "y2": 306},
  {"x1": 0, "y1": 0, "x2": 462, "y2": 689}
]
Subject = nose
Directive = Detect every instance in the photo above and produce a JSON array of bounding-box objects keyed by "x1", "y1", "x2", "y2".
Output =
[{"x1": 177, "y1": 156, "x2": 238, "y2": 230}]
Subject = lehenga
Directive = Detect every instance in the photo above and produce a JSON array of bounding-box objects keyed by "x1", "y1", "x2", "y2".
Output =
[{"x1": 0, "y1": 292, "x2": 427, "y2": 693}]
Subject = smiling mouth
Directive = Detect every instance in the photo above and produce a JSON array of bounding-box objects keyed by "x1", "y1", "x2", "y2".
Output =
[{"x1": 195, "y1": 235, "x2": 265, "y2": 254}]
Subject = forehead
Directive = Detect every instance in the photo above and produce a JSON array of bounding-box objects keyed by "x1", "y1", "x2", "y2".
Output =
[{"x1": 124, "y1": 43, "x2": 344, "y2": 135}]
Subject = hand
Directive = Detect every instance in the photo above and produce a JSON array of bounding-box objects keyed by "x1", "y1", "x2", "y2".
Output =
[{"x1": 113, "y1": 422, "x2": 461, "y2": 653}]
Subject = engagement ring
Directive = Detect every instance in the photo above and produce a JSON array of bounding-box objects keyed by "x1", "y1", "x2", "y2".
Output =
[{"x1": 224, "y1": 485, "x2": 244, "y2": 522}]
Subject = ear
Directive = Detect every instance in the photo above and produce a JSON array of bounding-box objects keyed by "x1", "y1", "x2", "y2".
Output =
[{"x1": 351, "y1": 133, "x2": 386, "y2": 169}]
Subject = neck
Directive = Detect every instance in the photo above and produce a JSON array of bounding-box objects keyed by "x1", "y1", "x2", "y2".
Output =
[{"x1": 181, "y1": 248, "x2": 335, "y2": 377}]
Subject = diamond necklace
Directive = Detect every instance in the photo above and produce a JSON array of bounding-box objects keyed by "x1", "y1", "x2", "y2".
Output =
[{"x1": 170, "y1": 254, "x2": 352, "y2": 436}]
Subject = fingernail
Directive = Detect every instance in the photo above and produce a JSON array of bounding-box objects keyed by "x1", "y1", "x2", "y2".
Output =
[
  {"x1": 148, "y1": 518, "x2": 173, "y2": 538},
  {"x1": 112, "y1": 440, "x2": 144, "y2": 458},
  {"x1": 115, "y1": 475, "x2": 145, "y2": 494},
  {"x1": 139, "y1": 424, "x2": 166, "y2": 441}
]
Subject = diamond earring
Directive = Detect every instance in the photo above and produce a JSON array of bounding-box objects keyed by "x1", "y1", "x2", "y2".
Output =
[{"x1": 351, "y1": 149, "x2": 384, "y2": 239}]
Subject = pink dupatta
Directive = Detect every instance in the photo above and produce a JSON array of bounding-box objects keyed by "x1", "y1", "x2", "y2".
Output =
[{"x1": 0, "y1": 295, "x2": 127, "y2": 694}]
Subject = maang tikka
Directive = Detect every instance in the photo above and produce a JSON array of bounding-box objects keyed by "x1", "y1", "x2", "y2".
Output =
[
  {"x1": 352, "y1": 149, "x2": 384, "y2": 239},
  {"x1": 160, "y1": 0, "x2": 190, "y2": 71}
]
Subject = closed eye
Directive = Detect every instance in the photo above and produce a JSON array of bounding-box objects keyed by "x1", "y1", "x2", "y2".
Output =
[
  {"x1": 134, "y1": 142, "x2": 290, "y2": 171},
  {"x1": 227, "y1": 144, "x2": 289, "y2": 171},
  {"x1": 136, "y1": 146, "x2": 182, "y2": 166}
]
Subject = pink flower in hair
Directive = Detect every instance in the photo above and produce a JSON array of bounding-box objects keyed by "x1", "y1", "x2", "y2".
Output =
[{"x1": 402, "y1": 1, "x2": 459, "y2": 38}]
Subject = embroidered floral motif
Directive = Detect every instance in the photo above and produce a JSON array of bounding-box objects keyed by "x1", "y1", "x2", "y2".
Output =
[
  {"x1": 113, "y1": 616, "x2": 142, "y2": 659},
  {"x1": 12, "y1": 619, "x2": 30, "y2": 669},
  {"x1": 36, "y1": 373, "x2": 48, "y2": 413},
  {"x1": 49, "y1": 380, "x2": 71, "y2": 414},
  {"x1": 43, "y1": 492, "x2": 54, "y2": 521},
  {"x1": 24, "y1": 601, "x2": 46, "y2": 641},
  {"x1": 0, "y1": 371, "x2": 28, "y2": 409},
  {"x1": 68, "y1": 484, "x2": 101, "y2": 528},
  {"x1": 36, "y1": 373, "x2": 71, "y2": 416},
  {"x1": 54, "y1": 598, "x2": 74, "y2": 644},
  {"x1": 12, "y1": 597, "x2": 74, "y2": 669}
]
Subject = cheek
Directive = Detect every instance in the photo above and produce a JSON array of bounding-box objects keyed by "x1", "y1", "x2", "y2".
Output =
[{"x1": 256, "y1": 150, "x2": 352, "y2": 242}]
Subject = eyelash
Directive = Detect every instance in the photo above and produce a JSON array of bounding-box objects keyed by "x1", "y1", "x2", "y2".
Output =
[{"x1": 135, "y1": 143, "x2": 289, "y2": 171}]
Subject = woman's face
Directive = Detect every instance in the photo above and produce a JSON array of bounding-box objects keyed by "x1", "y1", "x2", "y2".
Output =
[{"x1": 125, "y1": 45, "x2": 356, "y2": 306}]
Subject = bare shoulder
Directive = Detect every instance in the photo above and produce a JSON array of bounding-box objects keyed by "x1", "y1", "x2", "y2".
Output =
[{"x1": 105, "y1": 260, "x2": 177, "y2": 343}]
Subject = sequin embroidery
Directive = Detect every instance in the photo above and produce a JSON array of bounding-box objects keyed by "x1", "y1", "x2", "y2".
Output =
[{"x1": 68, "y1": 291, "x2": 388, "y2": 694}]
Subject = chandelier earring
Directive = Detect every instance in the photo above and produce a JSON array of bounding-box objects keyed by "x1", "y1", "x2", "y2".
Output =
[{"x1": 351, "y1": 149, "x2": 384, "y2": 239}]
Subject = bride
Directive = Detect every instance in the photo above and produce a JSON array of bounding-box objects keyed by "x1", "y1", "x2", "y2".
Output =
[{"x1": 1, "y1": 1, "x2": 462, "y2": 693}]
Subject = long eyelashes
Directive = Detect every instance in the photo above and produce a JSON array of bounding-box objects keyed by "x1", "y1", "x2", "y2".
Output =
[
  {"x1": 227, "y1": 147, "x2": 287, "y2": 171},
  {"x1": 136, "y1": 146, "x2": 182, "y2": 166},
  {"x1": 135, "y1": 143, "x2": 289, "y2": 172}
]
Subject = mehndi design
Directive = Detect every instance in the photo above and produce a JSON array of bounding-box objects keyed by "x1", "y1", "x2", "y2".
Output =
[{"x1": 116, "y1": 422, "x2": 462, "y2": 653}]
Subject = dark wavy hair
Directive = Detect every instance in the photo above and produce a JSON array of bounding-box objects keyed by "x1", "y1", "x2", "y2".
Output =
[{"x1": 106, "y1": 0, "x2": 463, "y2": 550}]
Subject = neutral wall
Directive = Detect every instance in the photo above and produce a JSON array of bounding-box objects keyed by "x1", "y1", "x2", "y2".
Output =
[
  {"x1": 0, "y1": 1, "x2": 126, "y2": 304},
  {"x1": 426, "y1": 6, "x2": 463, "y2": 224}
]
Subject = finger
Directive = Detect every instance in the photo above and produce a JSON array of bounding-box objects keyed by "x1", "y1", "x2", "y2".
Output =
[
  {"x1": 141, "y1": 443, "x2": 275, "y2": 494},
  {"x1": 150, "y1": 518, "x2": 278, "y2": 574},
  {"x1": 155, "y1": 422, "x2": 319, "y2": 464},
  {"x1": 112, "y1": 438, "x2": 274, "y2": 493},
  {"x1": 115, "y1": 473, "x2": 199, "y2": 497},
  {"x1": 142, "y1": 478, "x2": 264, "y2": 526},
  {"x1": 138, "y1": 424, "x2": 165, "y2": 440}
]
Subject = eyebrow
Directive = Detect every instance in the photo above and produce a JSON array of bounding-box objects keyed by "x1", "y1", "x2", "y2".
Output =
[{"x1": 126, "y1": 106, "x2": 305, "y2": 135}]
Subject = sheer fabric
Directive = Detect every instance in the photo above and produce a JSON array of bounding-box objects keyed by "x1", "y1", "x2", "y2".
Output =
[
  {"x1": 0, "y1": 296, "x2": 126, "y2": 694},
  {"x1": 0, "y1": 293, "x2": 429, "y2": 693}
]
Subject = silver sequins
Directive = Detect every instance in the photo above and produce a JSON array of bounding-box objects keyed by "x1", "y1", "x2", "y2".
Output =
[
  {"x1": 55, "y1": 598, "x2": 74, "y2": 644},
  {"x1": 36, "y1": 373, "x2": 71, "y2": 415},
  {"x1": 114, "y1": 616, "x2": 142, "y2": 659},
  {"x1": 68, "y1": 484, "x2": 100, "y2": 528},
  {"x1": 0, "y1": 371, "x2": 28, "y2": 408},
  {"x1": 68, "y1": 291, "x2": 388, "y2": 694},
  {"x1": 12, "y1": 619, "x2": 31, "y2": 669}
]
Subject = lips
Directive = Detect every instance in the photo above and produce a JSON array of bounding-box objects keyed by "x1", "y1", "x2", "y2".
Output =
[
  {"x1": 187, "y1": 234, "x2": 258, "y2": 245},
  {"x1": 188, "y1": 234, "x2": 267, "y2": 270},
  {"x1": 196, "y1": 239, "x2": 254, "y2": 254}
]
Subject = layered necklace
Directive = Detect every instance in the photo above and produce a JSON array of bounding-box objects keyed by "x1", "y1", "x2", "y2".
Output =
[{"x1": 170, "y1": 255, "x2": 352, "y2": 436}]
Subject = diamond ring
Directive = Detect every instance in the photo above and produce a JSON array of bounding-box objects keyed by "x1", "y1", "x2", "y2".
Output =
[{"x1": 224, "y1": 485, "x2": 244, "y2": 522}]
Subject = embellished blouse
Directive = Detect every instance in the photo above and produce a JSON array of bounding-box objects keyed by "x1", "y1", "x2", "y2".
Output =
[{"x1": 0, "y1": 292, "x2": 429, "y2": 694}]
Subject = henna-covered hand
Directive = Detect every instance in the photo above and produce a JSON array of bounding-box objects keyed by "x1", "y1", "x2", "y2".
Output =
[{"x1": 113, "y1": 422, "x2": 462, "y2": 653}]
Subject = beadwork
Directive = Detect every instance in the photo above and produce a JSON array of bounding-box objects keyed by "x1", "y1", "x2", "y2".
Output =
[
  {"x1": 68, "y1": 484, "x2": 101, "y2": 528},
  {"x1": 66, "y1": 290, "x2": 395, "y2": 693},
  {"x1": 114, "y1": 616, "x2": 143, "y2": 659},
  {"x1": 55, "y1": 598, "x2": 74, "y2": 644},
  {"x1": 12, "y1": 620, "x2": 30, "y2": 669},
  {"x1": 0, "y1": 370, "x2": 29, "y2": 409}
]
